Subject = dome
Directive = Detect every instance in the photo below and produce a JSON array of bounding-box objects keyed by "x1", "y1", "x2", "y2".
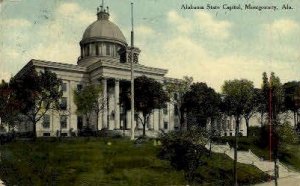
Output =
[{"x1": 82, "y1": 12, "x2": 127, "y2": 45}]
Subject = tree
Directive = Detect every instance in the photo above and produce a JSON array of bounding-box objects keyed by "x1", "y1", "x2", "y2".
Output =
[
  {"x1": 165, "y1": 76, "x2": 193, "y2": 130},
  {"x1": 222, "y1": 79, "x2": 254, "y2": 186},
  {"x1": 73, "y1": 84, "x2": 104, "y2": 131},
  {"x1": 10, "y1": 69, "x2": 63, "y2": 139},
  {"x1": 183, "y1": 82, "x2": 221, "y2": 129},
  {"x1": 0, "y1": 80, "x2": 22, "y2": 130},
  {"x1": 242, "y1": 87, "x2": 258, "y2": 137},
  {"x1": 283, "y1": 81, "x2": 300, "y2": 127},
  {"x1": 261, "y1": 72, "x2": 284, "y2": 186},
  {"x1": 134, "y1": 76, "x2": 169, "y2": 136},
  {"x1": 182, "y1": 82, "x2": 221, "y2": 156}
]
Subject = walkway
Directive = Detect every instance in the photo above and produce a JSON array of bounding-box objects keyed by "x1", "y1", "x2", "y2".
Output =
[{"x1": 206, "y1": 143, "x2": 300, "y2": 185}]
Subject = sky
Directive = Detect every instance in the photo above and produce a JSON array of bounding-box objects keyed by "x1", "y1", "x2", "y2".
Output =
[{"x1": 0, "y1": 0, "x2": 299, "y2": 91}]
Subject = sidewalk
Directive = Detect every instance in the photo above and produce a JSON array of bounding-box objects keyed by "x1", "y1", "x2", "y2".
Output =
[{"x1": 255, "y1": 174, "x2": 300, "y2": 186}]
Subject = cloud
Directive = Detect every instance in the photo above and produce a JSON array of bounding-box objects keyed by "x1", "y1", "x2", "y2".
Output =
[
  {"x1": 264, "y1": 19, "x2": 300, "y2": 36},
  {"x1": 167, "y1": 11, "x2": 192, "y2": 33},
  {"x1": 194, "y1": 12, "x2": 232, "y2": 39},
  {"x1": 0, "y1": 71, "x2": 12, "y2": 82},
  {"x1": 0, "y1": 18, "x2": 31, "y2": 28},
  {"x1": 136, "y1": 25, "x2": 155, "y2": 36},
  {"x1": 0, "y1": 2, "x2": 94, "y2": 74},
  {"x1": 141, "y1": 30, "x2": 300, "y2": 91},
  {"x1": 166, "y1": 10, "x2": 232, "y2": 39}
]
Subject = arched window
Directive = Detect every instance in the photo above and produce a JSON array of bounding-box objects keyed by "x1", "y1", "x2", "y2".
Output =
[
  {"x1": 106, "y1": 43, "x2": 110, "y2": 56},
  {"x1": 96, "y1": 44, "x2": 99, "y2": 56}
]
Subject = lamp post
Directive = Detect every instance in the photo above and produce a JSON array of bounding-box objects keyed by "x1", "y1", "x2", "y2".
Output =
[{"x1": 130, "y1": 2, "x2": 135, "y2": 140}]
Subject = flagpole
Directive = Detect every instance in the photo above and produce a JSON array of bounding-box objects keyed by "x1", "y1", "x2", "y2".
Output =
[{"x1": 130, "y1": 2, "x2": 135, "y2": 140}]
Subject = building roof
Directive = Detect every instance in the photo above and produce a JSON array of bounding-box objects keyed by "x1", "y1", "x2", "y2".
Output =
[{"x1": 82, "y1": 9, "x2": 127, "y2": 45}]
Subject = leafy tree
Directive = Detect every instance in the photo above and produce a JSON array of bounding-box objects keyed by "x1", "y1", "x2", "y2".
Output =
[
  {"x1": 255, "y1": 88, "x2": 267, "y2": 126},
  {"x1": 73, "y1": 84, "x2": 104, "y2": 131},
  {"x1": 165, "y1": 76, "x2": 193, "y2": 130},
  {"x1": 222, "y1": 79, "x2": 254, "y2": 186},
  {"x1": 10, "y1": 69, "x2": 63, "y2": 139},
  {"x1": 182, "y1": 82, "x2": 221, "y2": 156},
  {"x1": 134, "y1": 76, "x2": 169, "y2": 136},
  {"x1": 0, "y1": 80, "x2": 22, "y2": 130},
  {"x1": 283, "y1": 81, "x2": 300, "y2": 127},
  {"x1": 242, "y1": 87, "x2": 259, "y2": 136},
  {"x1": 183, "y1": 82, "x2": 221, "y2": 129},
  {"x1": 261, "y1": 72, "x2": 284, "y2": 186}
]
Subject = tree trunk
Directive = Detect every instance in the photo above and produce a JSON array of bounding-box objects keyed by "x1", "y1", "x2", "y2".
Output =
[
  {"x1": 274, "y1": 158, "x2": 278, "y2": 186},
  {"x1": 179, "y1": 107, "x2": 186, "y2": 131},
  {"x1": 260, "y1": 112, "x2": 264, "y2": 126},
  {"x1": 245, "y1": 118, "x2": 249, "y2": 137},
  {"x1": 294, "y1": 111, "x2": 297, "y2": 129},
  {"x1": 96, "y1": 111, "x2": 99, "y2": 131},
  {"x1": 209, "y1": 117, "x2": 214, "y2": 157},
  {"x1": 86, "y1": 116, "x2": 90, "y2": 129},
  {"x1": 32, "y1": 120, "x2": 37, "y2": 140},
  {"x1": 233, "y1": 117, "x2": 240, "y2": 186},
  {"x1": 142, "y1": 114, "x2": 147, "y2": 137}
]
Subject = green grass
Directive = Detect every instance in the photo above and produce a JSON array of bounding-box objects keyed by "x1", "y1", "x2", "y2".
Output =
[
  {"x1": 0, "y1": 137, "x2": 269, "y2": 186},
  {"x1": 278, "y1": 144, "x2": 300, "y2": 171},
  {"x1": 195, "y1": 153, "x2": 270, "y2": 185}
]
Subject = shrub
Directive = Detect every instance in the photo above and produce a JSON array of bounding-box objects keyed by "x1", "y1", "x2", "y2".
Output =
[{"x1": 158, "y1": 130, "x2": 208, "y2": 182}]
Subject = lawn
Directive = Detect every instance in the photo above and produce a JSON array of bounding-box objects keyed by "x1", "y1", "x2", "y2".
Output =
[{"x1": 0, "y1": 137, "x2": 269, "y2": 186}]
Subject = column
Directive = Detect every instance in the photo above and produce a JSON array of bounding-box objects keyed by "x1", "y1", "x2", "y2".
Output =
[
  {"x1": 159, "y1": 109, "x2": 164, "y2": 129},
  {"x1": 153, "y1": 109, "x2": 159, "y2": 130},
  {"x1": 148, "y1": 113, "x2": 153, "y2": 130},
  {"x1": 114, "y1": 79, "x2": 120, "y2": 129},
  {"x1": 102, "y1": 78, "x2": 107, "y2": 128}
]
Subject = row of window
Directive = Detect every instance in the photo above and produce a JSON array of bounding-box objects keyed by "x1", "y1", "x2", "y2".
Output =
[
  {"x1": 81, "y1": 43, "x2": 120, "y2": 58},
  {"x1": 163, "y1": 104, "x2": 179, "y2": 116},
  {"x1": 43, "y1": 115, "x2": 67, "y2": 129},
  {"x1": 61, "y1": 83, "x2": 83, "y2": 92},
  {"x1": 43, "y1": 115, "x2": 169, "y2": 130}
]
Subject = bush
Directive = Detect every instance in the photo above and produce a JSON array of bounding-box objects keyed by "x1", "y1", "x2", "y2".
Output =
[
  {"x1": 0, "y1": 132, "x2": 15, "y2": 144},
  {"x1": 158, "y1": 130, "x2": 208, "y2": 182},
  {"x1": 248, "y1": 126, "x2": 261, "y2": 137},
  {"x1": 78, "y1": 127, "x2": 96, "y2": 137}
]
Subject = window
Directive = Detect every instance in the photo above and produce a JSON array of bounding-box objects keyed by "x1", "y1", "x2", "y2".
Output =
[
  {"x1": 106, "y1": 43, "x2": 110, "y2": 56},
  {"x1": 43, "y1": 115, "x2": 50, "y2": 128},
  {"x1": 96, "y1": 44, "x2": 99, "y2": 55},
  {"x1": 84, "y1": 45, "x2": 89, "y2": 56},
  {"x1": 60, "y1": 115, "x2": 67, "y2": 129},
  {"x1": 60, "y1": 97, "x2": 67, "y2": 110},
  {"x1": 77, "y1": 116, "x2": 83, "y2": 130},
  {"x1": 62, "y1": 83, "x2": 67, "y2": 92},
  {"x1": 43, "y1": 133, "x2": 50, "y2": 137},
  {"x1": 164, "y1": 122, "x2": 168, "y2": 130},
  {"x1": 174, "y1": 93, "x2": 178, "y2": 101},
  {"x1": 174, "y1": 105, "x2": 179, "y2": 116},
  {"x1": 77, "y1": 84, "x2": 83, "y2": 91},
  {"x1": 163, "y1": 106, "x2": 168, "y2": 115}
]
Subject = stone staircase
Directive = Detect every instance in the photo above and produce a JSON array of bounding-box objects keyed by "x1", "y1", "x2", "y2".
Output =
[{"x1": 206, "y1": 143, "x2": 299, "y2": 178}]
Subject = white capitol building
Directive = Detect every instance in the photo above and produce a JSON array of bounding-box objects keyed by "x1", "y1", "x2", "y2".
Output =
[
  {"x1": 15, "y1": 5, "x2": 181, "y2": 137},
  {"x1": 13, "y1": 4, "x2": 254, "y2": 137}
]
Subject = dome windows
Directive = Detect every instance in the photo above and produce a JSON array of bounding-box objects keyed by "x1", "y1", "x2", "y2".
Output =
[{"x1": 80, "y1": 42, "x2": 121, "y2": 58}]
